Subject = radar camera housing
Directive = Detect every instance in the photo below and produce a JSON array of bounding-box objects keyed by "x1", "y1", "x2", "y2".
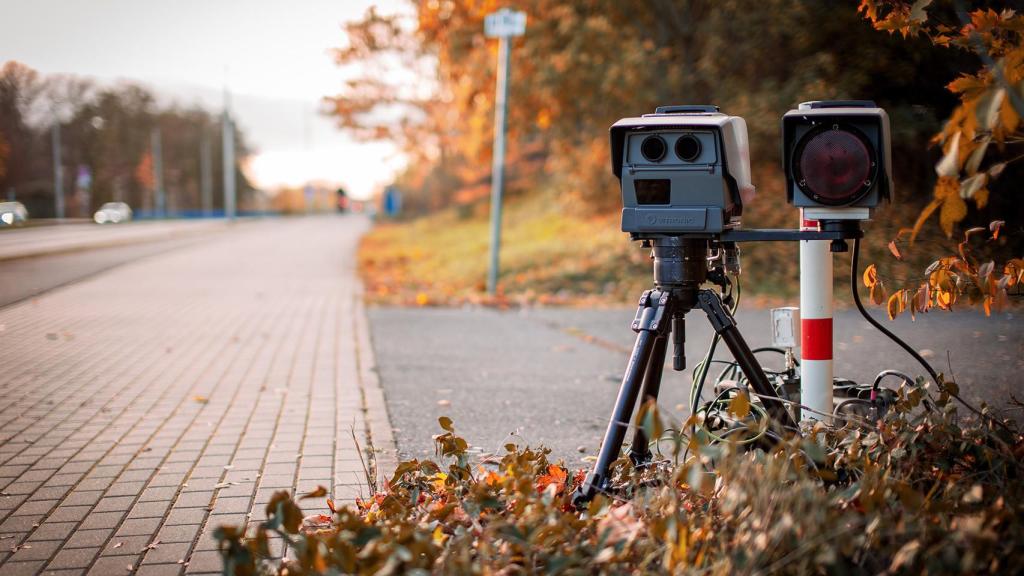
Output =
[{"x1": 612, "y1": 105, "x2": 754, "y2": 237}]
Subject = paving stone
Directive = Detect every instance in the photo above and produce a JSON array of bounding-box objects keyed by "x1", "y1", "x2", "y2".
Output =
[
  {"x1": 163, "y1": 508, "x2": 207, "y2": 526},
  {"x1": 64, "y1": 528, "x2": 115, "y2": 549},
  {"x1": 88, "y1": 554, "x2": 141, "y2": 575},
  {"x1": 6, "y1": 539, "x2": 62, "y2": 561},
  {"x1": 102, "y1": 535, "x2": 152, "y2": 556},
  {"x1": 0, "y1": 560, "x2": 47, "y2": 575},
  {"x1": 46, "y1": 504, "x2": 92, "y2": 522},
  {"x1": 46, "y1": 547, "x2": 99, "y2": 570},
  {"x1": 141, "y1": 542, "x2": 191, "y2": 565},
  {"x1": 155, "y1": 523, "x2": 201, "y2": 544},
  {"x1": 135, "y1": 563, "x2": 185, "y2": 576},
  {"x1": 183, "y1": 550, "x2": 221, "y2": 573},
  {"x1": 128, "y1": 500, "x2": 172, "y2": 519},
  {"x1": 26, "y1": 521, "x2": 77, "y2": 541},
  {"x1": 115, "y1": 517, "x2": 162, "y2": 537}
]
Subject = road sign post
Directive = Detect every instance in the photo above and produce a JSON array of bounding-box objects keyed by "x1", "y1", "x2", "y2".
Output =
[
  {"x1": 222, "y1": 95, "x2": 237, "y2": 221},
  {"x1": 152, "y1": 128, "x2": 165, "y2": 218},
  {"x1": 484, "y1": 8, "x2": 526, "y2": 295},
  {"x1": 52, "y1": 123, "x2": 64, "y2": 220}
]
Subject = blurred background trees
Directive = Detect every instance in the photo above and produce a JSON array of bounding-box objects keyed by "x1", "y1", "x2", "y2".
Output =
[
  {"x1": 0, "y1": 61, "x2": 257, "y2": 218},
  {"x1": 327, "y1": 0, "x2": 970, "y2": 214},
  {"x1": 335, "y1": 0, "x2": 1022, "y2": 302}
]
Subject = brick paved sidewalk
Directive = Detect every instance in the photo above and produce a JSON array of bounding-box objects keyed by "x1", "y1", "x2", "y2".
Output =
[{"x1": 0, "y1": 215, "x2": 397, "y2": 575}]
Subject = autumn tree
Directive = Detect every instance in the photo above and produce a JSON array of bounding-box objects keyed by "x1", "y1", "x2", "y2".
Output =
[
  {"x1": 858, "y1": 1, "x2": 1024, "y2": 318},
  {"x1": 0, "y1": 61, "x2": 256, "y2": 217}
]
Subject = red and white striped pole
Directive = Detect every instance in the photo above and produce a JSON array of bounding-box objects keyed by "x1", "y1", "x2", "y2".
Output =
[{"x1": 800, "y1": 211, "x2": 833, "y2": 423}]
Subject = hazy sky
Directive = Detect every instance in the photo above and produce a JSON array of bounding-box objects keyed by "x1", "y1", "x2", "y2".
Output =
[{"x1": 0, "y1": 0, "x2": 407, "y2": 199}]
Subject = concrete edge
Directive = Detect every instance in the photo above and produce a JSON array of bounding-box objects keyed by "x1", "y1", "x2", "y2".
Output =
[
  {"x1": 0, "y1": 220, "x2": 236, "y2": 263},
  {"x1": 353, "y1": 279, "x2": 400, "y2": 488}
]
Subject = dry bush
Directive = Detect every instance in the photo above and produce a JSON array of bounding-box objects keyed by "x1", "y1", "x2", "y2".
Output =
[{"x1": 217, "y1": 381, "x2": 1023, "y2": 575}]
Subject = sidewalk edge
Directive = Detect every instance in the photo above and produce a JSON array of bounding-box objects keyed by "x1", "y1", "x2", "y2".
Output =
[{"x1": 353, "y1": 280, "x2": 400, "y2": 486}]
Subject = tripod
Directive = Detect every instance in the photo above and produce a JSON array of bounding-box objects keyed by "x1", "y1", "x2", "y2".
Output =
[{"x1": 573, "y1": 237, "x2": 797, "y2": 505}]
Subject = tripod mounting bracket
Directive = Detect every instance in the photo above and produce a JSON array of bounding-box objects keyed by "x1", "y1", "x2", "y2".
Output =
[{"x1": 631, "y1": 290, "x2": 671, "y2": 334}]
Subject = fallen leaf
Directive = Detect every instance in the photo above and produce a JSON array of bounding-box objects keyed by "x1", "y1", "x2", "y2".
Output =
[
  {"x1": 193, "y1": 396, "x2": 208, "y2": 404},
  {"x1": 299, "y1": 486, "x2": 328, "y2": 500}
]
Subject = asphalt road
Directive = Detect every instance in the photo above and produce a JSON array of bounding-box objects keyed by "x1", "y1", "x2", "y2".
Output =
[
  {"x1": 369, "y1": 305, "x2": 1023, "y2": 465},
  {"x1": 0, "y1": 236, "x2": 216, "y2": 307}
]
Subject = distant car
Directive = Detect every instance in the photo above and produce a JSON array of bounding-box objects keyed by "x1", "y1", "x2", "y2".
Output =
[
  {"x1": 94, "y1": 202, "x2": 133, "y2": 224},
  {"x1": 0, "y1": 201, "x2": 28, "y2": 226}
]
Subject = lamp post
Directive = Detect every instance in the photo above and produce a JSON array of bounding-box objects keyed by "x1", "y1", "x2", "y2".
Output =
[{"x1": 484, "y1": 8, "x2": 526, "y2": 295}]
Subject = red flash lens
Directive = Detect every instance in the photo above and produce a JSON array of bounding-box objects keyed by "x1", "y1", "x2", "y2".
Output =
[{"x1": 796, "y1": 128, "x2": 873, "y2": 205}]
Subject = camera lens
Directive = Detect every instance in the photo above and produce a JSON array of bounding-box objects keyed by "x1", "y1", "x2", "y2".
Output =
[
  {"x1": 675, "y1": 135, "x2": 702, "y2": 162},
  {"x1": 640, "y1": 135, "x2": 667, "y2": 162},
  {"x1": 795, "y1": 127, "x2": 873, "y2": 205}
]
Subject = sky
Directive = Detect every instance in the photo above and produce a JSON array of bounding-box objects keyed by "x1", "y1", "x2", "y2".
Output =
[{"x1": 0, "y1": 0, "x2": 407, "y2": 199}]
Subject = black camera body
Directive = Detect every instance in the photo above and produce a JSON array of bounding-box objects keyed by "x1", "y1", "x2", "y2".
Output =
[
  {"x1": 782, "y1": 100, "x2": 892, "y2": 220},
  {"x1": 612, "y1": 105, "x2": 754, "y2": 237}
]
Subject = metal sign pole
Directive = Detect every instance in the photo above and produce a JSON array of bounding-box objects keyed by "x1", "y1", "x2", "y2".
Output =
[
  {"x1": 487, "y1": 35, "x2": 511, "y2": 295},
  {"x1": 222, "y1": 96, "x2": 236, "y2": 221},
  {"x1": 485, "y1": 9, "x2": 526, "y2": 296},
  {"x1": 52, "y1": 123, "x2": 64, "y2": 220},
  {"x1": 152, "y1": 127, "x2": 165, "y2": 218}
]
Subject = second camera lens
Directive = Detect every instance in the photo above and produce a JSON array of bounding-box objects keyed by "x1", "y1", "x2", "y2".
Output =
[{"x1": 675, "y1": 135, "x2": 702, "y2": 162}]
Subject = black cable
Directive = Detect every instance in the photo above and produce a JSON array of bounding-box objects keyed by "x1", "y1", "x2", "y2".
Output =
[
  {"x1": 851, "y1": 238, "x2": 941, "y2": 385},
  {"x1": 871, "y1": 369, "x2": 914, "y2": 395},
  {"x1": 851, "y1": 238, "x2": 1011, "y2": 432}
]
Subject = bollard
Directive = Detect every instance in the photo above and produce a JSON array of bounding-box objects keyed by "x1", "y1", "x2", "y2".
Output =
[{"x1": 799, "y1": 211, "x2": 833, "y2": 423}]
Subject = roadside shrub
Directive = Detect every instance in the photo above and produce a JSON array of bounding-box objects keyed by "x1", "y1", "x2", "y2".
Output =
[{"x1": 217, "y1": 382, "x2": 1023, "y2": 575}]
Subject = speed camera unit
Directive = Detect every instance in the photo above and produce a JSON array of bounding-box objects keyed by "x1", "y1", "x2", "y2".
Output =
[
  {"x1": 782, "y1": 100, "x2": 892, "y2": 220},
  {"x1": 612, "y1": 105, "x2": 754, "y2": 237}
]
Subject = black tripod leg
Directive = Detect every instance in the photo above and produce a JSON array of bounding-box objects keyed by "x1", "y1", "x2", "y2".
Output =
[
  {"x1": 697, "y1": 290, "x2": 796, "y2": 430},
  {"x1": 627, "y1": 335, "x2": 668, "y2": 465},
  {"x1": 573, "y1": 289, "x2": 674, "y2": 506}
]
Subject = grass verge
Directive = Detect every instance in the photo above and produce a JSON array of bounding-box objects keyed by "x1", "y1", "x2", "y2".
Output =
[{"x1": 359, "y1": 191, "x2": 652, "y2": 307}]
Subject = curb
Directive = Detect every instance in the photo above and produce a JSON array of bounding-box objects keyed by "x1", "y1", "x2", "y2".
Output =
[{"x1": 353, "y1": 280, "x2": 400, "y2": 487}]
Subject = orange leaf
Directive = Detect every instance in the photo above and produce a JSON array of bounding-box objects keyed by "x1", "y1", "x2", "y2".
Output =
[
  {"x1": 887, "y1": 290, "x2": 905, "y2": 320},
  {"x1": 888, "y1": 241, "x2": 903, "y2": 261},
  {"x1": 863, "y1": 264, "x2": 878, "y2": 288},
  {"x1": 536, "y1": 465, "x2": 568, "y2": 495},
  {"x1": 870, "y1": 281, "x2": 887, "y2": 306}
]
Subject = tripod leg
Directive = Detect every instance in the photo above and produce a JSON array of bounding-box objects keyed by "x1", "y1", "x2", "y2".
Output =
[
  {"x1": 627, "y1": 334, "x2": 668, "y2": 465},
  {"x1": 574, "y1": 291, "x2": 670, "y2": 506},
  {"x1": 696, "y1": 290, "x2": 796, "y2": 430}
]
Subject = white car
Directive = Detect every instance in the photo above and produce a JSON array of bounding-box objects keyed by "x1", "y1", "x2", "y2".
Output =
[
  {"x1": 94, "y1": 202, "x2": 133, "y2": 224},
  {"x1": 0, "y1": 201, "x2": 28, "y2": 226}
]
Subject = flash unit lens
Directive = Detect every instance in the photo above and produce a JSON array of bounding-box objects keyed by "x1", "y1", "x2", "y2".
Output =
[
  {"x1": 675, "y1": 134, "x2": 702, "y2": 162},
  {"x1": 640, "y1": 135, "x2": 667, "y2": 162},
  {"x1": 795, "y1": 127, "x2": 873, "y2": 205}
]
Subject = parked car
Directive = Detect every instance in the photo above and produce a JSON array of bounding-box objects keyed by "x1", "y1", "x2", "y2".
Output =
[
  {"x1": 0, "y1": 201, "x2": 28, "y2": 226},
  {"x1": 94, "y1": 202, "x2": 133, "y2": 224}
]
